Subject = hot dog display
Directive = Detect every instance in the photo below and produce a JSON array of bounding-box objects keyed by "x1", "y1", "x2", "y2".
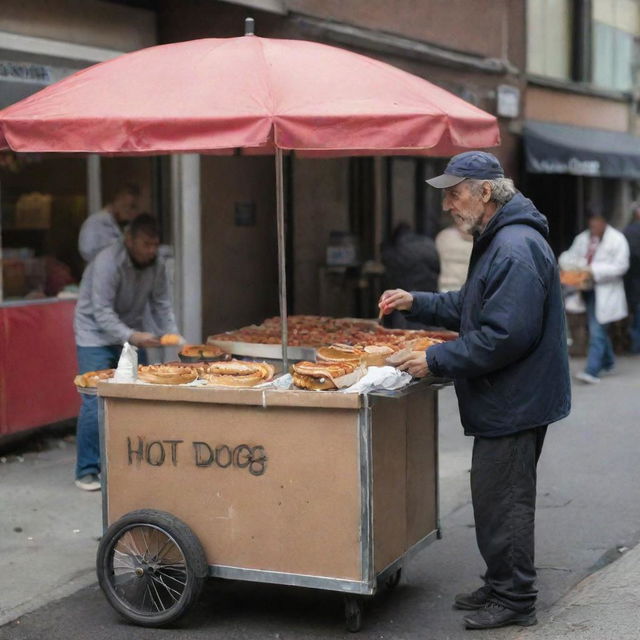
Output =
[
  {"x1": 208, "y1": 315, "x2": 456, "y2": 349},
  {"x1": 201, "y1": 361, "x2": 275, "y2": 387},
  {"x1": 74, "y1": 317, "x2": 453, "y2": 391},
  {"x1": 291, "y1": 360, "x2": 364, "y2": 391},
  {"x1": 74, "y1": 369, "x2": 115, "y2": 388},
  {"x1": 138, "y1": 364, "x2": 200, "y2": 385}
]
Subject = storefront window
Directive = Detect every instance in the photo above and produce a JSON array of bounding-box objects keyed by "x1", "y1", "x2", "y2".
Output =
[
  {"x1": 0, "y1": 153, "x2": 87, "y2": 301},
  {"x1": 0, "y1": 152, "x2": 166, "y2": 302}
]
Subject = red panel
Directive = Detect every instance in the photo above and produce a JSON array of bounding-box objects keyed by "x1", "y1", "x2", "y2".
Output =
[{"x1": 0, "y1": 300, "x2": 79, "y2": 436}]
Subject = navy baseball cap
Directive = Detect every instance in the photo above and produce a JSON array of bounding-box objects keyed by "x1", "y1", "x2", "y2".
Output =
[{"x1": 426, "y1": 151, "x2": 504, "y2": 188}]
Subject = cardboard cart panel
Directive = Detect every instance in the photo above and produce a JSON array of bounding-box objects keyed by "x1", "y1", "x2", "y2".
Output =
[
  {"x1": 371, "y1": 390, "x2": 437, "y2": 574},
  {"x1": 105, "y1": 399, "x2": 362, "y2": 580},
  {"x1": 100, "y1": 382, "x2": 439, "y2": 593}
]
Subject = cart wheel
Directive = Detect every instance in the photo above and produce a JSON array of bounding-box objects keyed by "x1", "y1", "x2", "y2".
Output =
[
  {"x1": 97, "y1": 509, "x2": 207, "y2": 627},
  {"x1": 344, "y1": 596, "x2": 363, "y2": 633},
  {"x1": 385, "y1": 567, "x2": 402, "y2": 590}
]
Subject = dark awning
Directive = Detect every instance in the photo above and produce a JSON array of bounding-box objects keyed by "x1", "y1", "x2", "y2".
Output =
[{"x1": 523, "y1": 120, "x2": 640, "y2": 179}]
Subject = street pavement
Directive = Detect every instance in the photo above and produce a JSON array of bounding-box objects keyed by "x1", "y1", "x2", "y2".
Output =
[
  {"x1": 0, "y1": 430, "x2": 101, "y2": 627},
  {"x1": 516, "y1": 542, "x2": 640, "y2": 640},
  {"x1": 1, "y1": 355, "x2": 640, "y2": 638}
]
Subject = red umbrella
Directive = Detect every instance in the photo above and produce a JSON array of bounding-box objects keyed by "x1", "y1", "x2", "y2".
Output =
[
  {"x1": 0, "y1": 32, "x2": 500, "y2": 363},
  {"x1": 0, "y1": 35, "x2": 498, "y2": 155}
]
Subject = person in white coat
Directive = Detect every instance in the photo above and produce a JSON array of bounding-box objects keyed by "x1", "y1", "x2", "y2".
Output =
[{"x1": 559, "y1": 215, "x2": 629, "y2": 383}]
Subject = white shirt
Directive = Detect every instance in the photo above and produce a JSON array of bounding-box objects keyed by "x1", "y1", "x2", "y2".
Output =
[{"x1": 435, "y1": 226, "x2": 473, "y2": 292}]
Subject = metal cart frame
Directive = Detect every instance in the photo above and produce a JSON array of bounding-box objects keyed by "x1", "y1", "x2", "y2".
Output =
[{"x1": 96, "y1": 380, "x2": 442, "y2": 630}]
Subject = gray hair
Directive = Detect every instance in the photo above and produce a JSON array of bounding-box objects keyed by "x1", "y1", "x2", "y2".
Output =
[{"x1": 466, "y1": 178, "x2": 517, "y2": 206}]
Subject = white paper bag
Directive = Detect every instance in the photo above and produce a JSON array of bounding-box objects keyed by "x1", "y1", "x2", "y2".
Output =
[{"x1": 113, "y1": 342, "x2": 138, "y2": 383}]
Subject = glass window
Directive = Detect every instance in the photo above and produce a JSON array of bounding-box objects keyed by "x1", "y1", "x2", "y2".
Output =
[
  {"x1": 592, "y1": 0, "x2": 640, "y2": 91},
  {"x1": 527, "y1": 0, "x2": 573, "y2": 79},
  {"x1": 1, "y1": 154, "x2": 87, "y2": 301}
]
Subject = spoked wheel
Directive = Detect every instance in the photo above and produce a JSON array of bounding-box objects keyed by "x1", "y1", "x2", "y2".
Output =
[
  {"x1": 97, "y1": 509, "x2": 207, "y2": 627},
  {"x1": 344, "y1": 595, "x2": 363, "y2": 633}
]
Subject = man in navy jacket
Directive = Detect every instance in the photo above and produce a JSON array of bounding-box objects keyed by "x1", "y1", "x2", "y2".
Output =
[{"x1": 380, "y1": 152, "x2": 570, "y2": 631}]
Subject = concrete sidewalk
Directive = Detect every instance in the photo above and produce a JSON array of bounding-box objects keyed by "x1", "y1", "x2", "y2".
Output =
[
  {"x1": 2, "y1": 359, "x2": 640, "y2": 637},
  {"x1": 515, "y1": 543, "x2": 640, "y2": 640},
  {"x1": 0, "y1": 435, "x2": 101, "y2": 626},
  {"x1": 3, "y1": 434, "x2": 640, "y2": 639}
]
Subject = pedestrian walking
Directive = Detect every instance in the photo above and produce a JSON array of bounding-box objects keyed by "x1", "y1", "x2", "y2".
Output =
[
  {"x1": 623, "y1": 202, "x2": 640, "y2": 353},
  {"x1": 379, "y1": 151, "x2": 571, "y2": 630},
  {"x1": 73, "y1": 214, "x2": 181, "y2": 491},
  {"x1": 559, "y1": 214, "x2": 629, "y2": 382}
]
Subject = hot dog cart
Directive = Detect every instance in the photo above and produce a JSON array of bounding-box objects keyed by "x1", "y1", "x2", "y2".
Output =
[
  {"x1": 0, "y1": 21, "x2": 497, "y2": 636},
  {"x1": 96, "y1": 378, "x2": 442, "y2": 631}
]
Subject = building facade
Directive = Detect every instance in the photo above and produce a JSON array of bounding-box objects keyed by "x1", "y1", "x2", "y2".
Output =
[
  {"x1": 522, "y1": 0, "x2": 640, "y2": 252},
  {"x1": 2, "y1": 0, "x2": 639, "y2": 341}
]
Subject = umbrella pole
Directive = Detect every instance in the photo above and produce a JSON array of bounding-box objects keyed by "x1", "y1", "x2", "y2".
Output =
[{"x1": 275, "y1": 148, "x2": 289, "y2": 372}]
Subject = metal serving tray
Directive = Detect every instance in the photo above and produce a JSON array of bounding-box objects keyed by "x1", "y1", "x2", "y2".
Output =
[{"x1": 207, "y1": 339, "x2": 316, "y2": 362}]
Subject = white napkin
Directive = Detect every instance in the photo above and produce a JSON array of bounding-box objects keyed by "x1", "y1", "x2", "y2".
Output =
[
  {"x1": 270, "y1": 374, "x2": 293, "y2": 389},
  {"x1": 341, "y1": 366, "x2": 412, "y2": 394}
]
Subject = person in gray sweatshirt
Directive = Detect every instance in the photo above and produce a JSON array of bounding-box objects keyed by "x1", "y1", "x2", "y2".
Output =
[{"x1": 73, "y1": 213, "x2": 180, "y2": 491}]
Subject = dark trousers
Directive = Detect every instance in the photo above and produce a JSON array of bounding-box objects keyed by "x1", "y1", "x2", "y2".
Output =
[{"x1": 471, "y1": 425, "x2": 547, "y2": 613}]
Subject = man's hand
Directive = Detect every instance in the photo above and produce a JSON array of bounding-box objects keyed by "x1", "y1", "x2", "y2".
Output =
[
  {"x1": 395, "y1": 350, "x2": 430, "y2": 378},
  {"x1": 129, "y1": 331, "x2": 161, "y2": 348},
  {"x1": 378, "y1": 289, "x2": 414, "y2": 315}
]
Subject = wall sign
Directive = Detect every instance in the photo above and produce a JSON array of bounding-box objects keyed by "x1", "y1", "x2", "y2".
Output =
[
  {"x1": 0, "y1": 61, "x2": 52, "y2": 84},
  {"x1": 234, "y1": 202, "x2": 257, "y2": 226},
  {"x1": 497, "y1": 84, "x2": 520, "y2": 119}
]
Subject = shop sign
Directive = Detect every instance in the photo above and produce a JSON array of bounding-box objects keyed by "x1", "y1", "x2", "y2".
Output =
[
  {"x1": 528, "y1": 156, "x2": 601, "y2": 176},
  {"x1": 0, "y1": 61, "x2": 52, "y2": 84}
]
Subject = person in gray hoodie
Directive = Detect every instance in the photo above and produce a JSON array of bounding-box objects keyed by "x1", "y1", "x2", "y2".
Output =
[
  {"x1": 380, "y1": 152, "x2": 570, "y2": 631},
  {"x1": 74, "y1": 214, "x2": 180, "y2": 492}
]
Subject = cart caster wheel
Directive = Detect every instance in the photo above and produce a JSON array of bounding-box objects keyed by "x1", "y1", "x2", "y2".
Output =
[
  {"x1": 344, "y1": 596, "x2": 363, "y2": 632},
  {"x1": 97, "y1": 509, "x2": 207, "y2": 627},
  {"x1": 385, "y1": 567, "x2": 402, "y2": 590}
]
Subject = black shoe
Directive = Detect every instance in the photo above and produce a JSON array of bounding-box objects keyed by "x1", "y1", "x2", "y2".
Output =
[
  {"x1": 453, "y1": 584, "x2": 492, "y2": 610},
  {"x1": 463, "y1": 600, "x2": 537, "y2": 630}
]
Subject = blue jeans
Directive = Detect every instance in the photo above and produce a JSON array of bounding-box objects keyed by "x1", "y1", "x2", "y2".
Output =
[
  {"x1": 585, "y1": 292, "x2": 615, "y2": 377},
  {"x1": 629, "y1": 302, "x2": 640, "y2": 354},
  {"x1": 75, "y1": 345, "x2": 147, "y2": 479}
]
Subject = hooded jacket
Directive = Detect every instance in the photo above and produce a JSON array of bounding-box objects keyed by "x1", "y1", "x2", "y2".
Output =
[
  {"x1": 406, "y1": 192, "x2": 571, "y2": 437},
  {"x1": 382, "y1": 229, "x2": 440, "y2": 293}
]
